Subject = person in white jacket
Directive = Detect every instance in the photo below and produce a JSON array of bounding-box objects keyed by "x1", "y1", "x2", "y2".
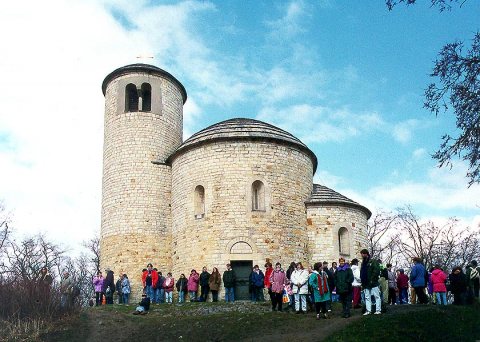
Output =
[
  {"x1": 351, "y1": 258, "x2": 362, "y2": 309},
  {"x1": 291, "y1": 262, "x2": 310, "y2": 313}
]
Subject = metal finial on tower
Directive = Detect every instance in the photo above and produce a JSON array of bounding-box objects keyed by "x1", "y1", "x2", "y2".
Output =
[{"x1": 136, "y1": 55, "x2": 154, "y2": 64}]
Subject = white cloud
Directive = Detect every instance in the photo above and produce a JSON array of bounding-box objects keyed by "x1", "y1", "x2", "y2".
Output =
[
  {"x1": 412, "y1": 148, "x2": 427, "y2": 160},
  {"x1": 367, "y1": 162, "x2": 480, "y2": 211},
  {"x1": 256, "y1": 104, "x2": 385, "y2": 144},
  {"x1": 260, "y1": 66, "x2": 327, "y2": 105},
  {"x1": 313, "y1": 170, "x2": 344, "y2": 189},
  {"x1": 183, "y1": 98, "x2": 202, "y2": 140},
  {"x1": 0, "y1": 0, "x2": 220, "y2": 248},
  {"x1": 392, "y1": 119, "x2": 420, "y2": 144},
  {"x1": 265, "y1": 1, "x2": 309, "y2": 39}
]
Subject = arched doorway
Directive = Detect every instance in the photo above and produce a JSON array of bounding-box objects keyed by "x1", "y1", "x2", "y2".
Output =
[
  {"x1": 230, "y1": 260, "x2": 253, "y2": 300},
  {"x1": 228, "y1": 240, "x2": 254, "y2": 300}
]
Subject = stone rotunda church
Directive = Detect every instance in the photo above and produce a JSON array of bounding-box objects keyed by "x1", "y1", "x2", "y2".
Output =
[{"x1": 100, "y1": 64, "x2": 371, "y2": 300}]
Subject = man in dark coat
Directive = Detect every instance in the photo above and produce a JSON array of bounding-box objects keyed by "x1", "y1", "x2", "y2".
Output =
[
  {"x1": 334, "y1": 257, "x2": 354, "y2": 318},
  {"x1": 103, "y1": 269, "x2": 115, "y2": 305},
  {"x1": 449, "y1": 266, "x2": 468, "y2": 305},
  {"x1": 199, "y1": 266, "x2": 211, "y2": 302},
  {"x1": 155, "y1": 270, "x2": 166, "y2": 304},
  {"x1": 115, "y1": 274, "x2": 123, "y2": 304},
  {"x1": 360, "y1": 249, "x2": 381, "y2": 315},
  {"x1": 223, "y1": 264, "x2": 236, "y2": 303}
]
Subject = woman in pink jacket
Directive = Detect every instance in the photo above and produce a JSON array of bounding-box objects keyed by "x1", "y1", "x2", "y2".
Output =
[
  {"x1": 431, "y1": 265, "x2": 448, "y2": 305},
  {"x1": 187, "y1": 269, "x2": 200, "y2": 302},
  {"x1": 270, "y1": 262, "x2": 287, "y2": 312}
]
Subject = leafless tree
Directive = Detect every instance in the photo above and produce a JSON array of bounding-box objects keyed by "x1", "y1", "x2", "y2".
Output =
[
  {"x1": 0, "y1": 203, "x2": 12, "y2": 275},
  {"x1": 396, "y1": 205, "x2": 480, "y2": 271},
  {"x1": 82, "y1": 236, "x2": 100, "y2": 273},
  {"x1": 367, "y1": 210, "x2": 401, "y2": 261},
  {"x1": 449, "y1": 228, "x2": 480, "y2": 268},
  {"x1": 5, "y1": 235, "x2": 65, "y2": 281},
  {"x1": 368, "y1": 206, "x2": 480, "y2": 272}
]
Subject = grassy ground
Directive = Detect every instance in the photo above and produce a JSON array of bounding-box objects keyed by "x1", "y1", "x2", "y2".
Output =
[
  {"x1": 37, "y1": 302, "x2": 480, "y2": 342},
  {"x1": 326, "y1": 304, "x2": 480, "y2": 342}
]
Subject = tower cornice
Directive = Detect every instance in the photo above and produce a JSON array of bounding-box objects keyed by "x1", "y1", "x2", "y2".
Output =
[{"x1": 102, "y1": 63, "x2": 187, "y2": 104}]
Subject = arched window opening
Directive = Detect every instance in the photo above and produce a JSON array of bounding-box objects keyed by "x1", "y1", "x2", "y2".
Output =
[
  {"x1": 338, "y1": 227, "x2": 350, "y2": 256},
  {"x1": 194, "y1": 185, "x2": 205, "y2": 219},
  {"x1": 251, "y1": 180, "x2": 265, "y2": 211},
  {"x1": 125, "y1": 84, "x2": 138, "y2": 112},
  {"x1": 141, "y1": 83, "x2": 151, "y2": 111}
]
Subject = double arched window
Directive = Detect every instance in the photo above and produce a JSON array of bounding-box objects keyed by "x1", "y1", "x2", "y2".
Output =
[
  {"x1": 124, "y1": 83, "x2": 152, "y2": 112},
  {"x1": 251, "y1": 180, "x2": 265, "y2": 211},
  {"x1": 194, "y1": 185, "x2": 205, "y2": 219}
]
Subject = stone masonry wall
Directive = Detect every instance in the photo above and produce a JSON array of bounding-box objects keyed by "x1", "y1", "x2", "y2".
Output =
[
  {"x1": 306, "y1": 205, "x2": 368, "y2": 264},
  {"x1": 100, "y1": 71, "x2": 183, "y2": 300},
  {"x1": 170, "y1": 141, "x2": 314, "y2": 288}
]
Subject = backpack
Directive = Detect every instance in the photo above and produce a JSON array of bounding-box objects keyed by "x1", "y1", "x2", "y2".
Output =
[{"x1": 470, "y1": 267, "x2": 479, "y2": 280}]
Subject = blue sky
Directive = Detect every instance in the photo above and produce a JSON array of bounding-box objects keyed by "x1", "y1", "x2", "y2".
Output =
[{"x1": 0, "y1": 0, "x2": 479, "y2": 248}]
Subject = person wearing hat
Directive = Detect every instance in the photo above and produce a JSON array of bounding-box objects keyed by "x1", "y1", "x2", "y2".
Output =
[{"x1": 223, "y1": 264, "x2": 236, "y2": 303}]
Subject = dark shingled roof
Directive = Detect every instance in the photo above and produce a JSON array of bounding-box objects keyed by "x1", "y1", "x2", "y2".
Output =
[
  {"x1": 306, "y1": 184, "x2": 371, "y2": 219},
  {"x1": 167, "y1": 118, "x2": 318, "y2": 173},
  {"x1": 102, "y1": 64, "x2": 187, "y2": 103}
]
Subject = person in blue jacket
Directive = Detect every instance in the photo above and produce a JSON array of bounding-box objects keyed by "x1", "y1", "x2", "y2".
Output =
[
  {"x1": 410, "y1": 257, "x2": 429, "y2": 304},
  {"x1": 251, "y1": 265, "x2": 265, "y2": 302}
]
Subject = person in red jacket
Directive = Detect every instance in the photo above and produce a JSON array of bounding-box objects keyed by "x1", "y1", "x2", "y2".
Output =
[
  {"x1": 142, "y1": 263, "x2": 158, "y2": 301},
  {"x1": 396, "y1": 269, "x2": 409, "y2": 304},
  {"x1": 264, "y1": 262, "x2": 274, "y2": 302},
  {"x1": 431, "y1": 265, "x2": 448, "y2": 305}
]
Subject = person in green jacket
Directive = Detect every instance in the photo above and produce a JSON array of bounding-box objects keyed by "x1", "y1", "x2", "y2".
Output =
[
  {"x1": 334, "y1": 257, "x2": 354, "y2": 318},
  {"x1": 309, "y1": 262, "x2": 331, "y2": 319}
]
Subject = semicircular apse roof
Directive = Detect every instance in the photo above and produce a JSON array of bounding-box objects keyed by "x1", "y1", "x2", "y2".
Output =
[
  {"x1": 167, "y1": 118, "x2": 318, "y2": 172},
  {"x1": 306, "y1": 184, "x2": 371, "y2": 219}
]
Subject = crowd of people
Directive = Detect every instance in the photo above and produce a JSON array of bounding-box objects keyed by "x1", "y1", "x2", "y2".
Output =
[{"x1": 93, "y1": 250, "x2": 480, "y2": 318}]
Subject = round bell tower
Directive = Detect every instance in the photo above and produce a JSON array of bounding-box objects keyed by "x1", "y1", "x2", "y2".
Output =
[{"x1": 100, "y1": 64, "x2": 186, "y2": 298}]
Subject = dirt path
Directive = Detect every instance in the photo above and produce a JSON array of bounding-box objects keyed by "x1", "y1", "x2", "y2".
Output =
[{"x1": 252, "y1": 312, "x2": 363, "y2": 342}]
